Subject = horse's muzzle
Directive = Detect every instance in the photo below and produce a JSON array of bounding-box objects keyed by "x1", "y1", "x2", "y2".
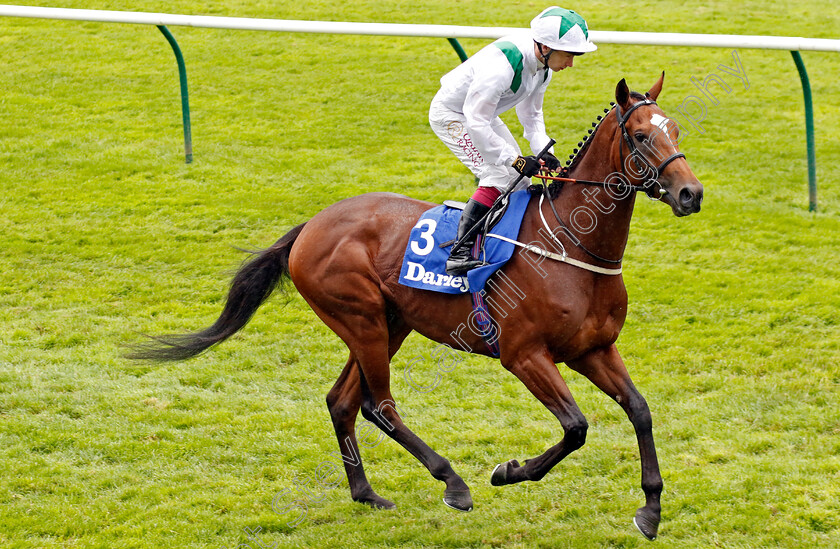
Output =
[
  {"x1": 661, "y1": 181, "x2": 703, "y2": 217},
  {"x1": 679, "y1": 186, "x2": 703, "y2": 214}
]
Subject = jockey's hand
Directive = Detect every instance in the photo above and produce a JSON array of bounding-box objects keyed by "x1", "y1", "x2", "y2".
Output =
[
  {"x1": 512, "y1": 155, "x2": 541, "y2": 177},
  {"x1": 542, "y1": 152, "x2": 561, "y2": 172}
]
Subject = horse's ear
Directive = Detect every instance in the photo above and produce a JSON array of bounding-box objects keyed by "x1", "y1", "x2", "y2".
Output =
[
  {"x1": 615, "y1": 78, "x2": 630, "y2": 109},
  {"x1": 647, "y1": 71, "x2": 665, "y2": 101}
]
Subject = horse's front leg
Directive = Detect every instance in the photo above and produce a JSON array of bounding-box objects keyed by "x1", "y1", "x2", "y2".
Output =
[
  {"x1": 491, "y1": 348, "x2": 589, "y2": 485},
  {"x1": 567, "y1": 345, "x2": 663, "y2": 540}
]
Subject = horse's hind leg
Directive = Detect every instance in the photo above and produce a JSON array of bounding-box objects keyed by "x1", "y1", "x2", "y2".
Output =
[
  {"x1": 355, "y1": 366, "x2": 473, "y2": 512},
  {"x1": 326, "y1": 355, "x2": 394, "y2": 509},
  {"x1": 567, "y1": 345, "x2": 663, "y2": 540},
  {"x1": 308, "y1": 290, "x2": 472, "y2": 511},
  {"x1": 325, "y1": 317, "x2": 414, "y2": 510}
]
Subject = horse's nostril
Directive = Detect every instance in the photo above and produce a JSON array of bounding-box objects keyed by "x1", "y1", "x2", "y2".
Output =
[
  {"x1": 678, "y1": 187, "x2": 703, "y2": 212},
  {"x1": 679, "y1": 188, "x2": 694, "y2": 207}
]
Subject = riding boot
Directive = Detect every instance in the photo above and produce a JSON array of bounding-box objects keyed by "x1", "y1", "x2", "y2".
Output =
[{"x1": 445, "y1": 199, "x2": 492, "y2": 275}]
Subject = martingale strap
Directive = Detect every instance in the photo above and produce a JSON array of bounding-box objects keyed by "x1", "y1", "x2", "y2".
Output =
[
  {"x1": 469, "y1": 236, "x2": 500, "y2": 357},
  {"x1": 470, "y1": 291, "x2": 500, "y2": 357},
  {"x1": 485, "y1": 233, "x2": 623, "y2": 276}
]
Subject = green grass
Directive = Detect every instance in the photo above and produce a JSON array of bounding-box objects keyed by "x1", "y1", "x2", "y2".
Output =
[{"x1": 1, "y1": 1, "x2": 839, "y2": 547}]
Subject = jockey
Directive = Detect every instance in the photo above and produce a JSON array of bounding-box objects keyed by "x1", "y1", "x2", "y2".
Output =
[{"x1": 430, "y1": 6, "x2": 597, "y2": 275}]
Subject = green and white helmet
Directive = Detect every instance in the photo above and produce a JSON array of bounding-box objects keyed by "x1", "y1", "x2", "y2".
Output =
[{"x1": 530, "y1": 6, "x2": 597, "y2": 54}]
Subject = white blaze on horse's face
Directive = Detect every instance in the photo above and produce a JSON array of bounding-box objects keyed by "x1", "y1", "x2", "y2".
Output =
[
  {"x1": 642, "y1": 110, "x2": 703, "y2": 217},
  {"x1": 649, "y1": 114, "x2": 669, "y2": 134},
  {"x1": 648, "y1": 113, "x2": 678, "y2": 148}
]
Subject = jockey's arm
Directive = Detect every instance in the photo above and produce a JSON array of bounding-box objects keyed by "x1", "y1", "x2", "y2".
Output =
[
  {"x1": 515, "y1": 84, "x2": 554, "y2": 157},
  {"x1": 462, "y1": 68, "x2": 520, "y2": 168}
]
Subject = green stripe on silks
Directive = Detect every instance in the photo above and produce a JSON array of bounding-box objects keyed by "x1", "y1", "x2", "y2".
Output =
[
  {"x1": 540, "y1": 7, "x2": 589, "y2": 39},
  {"x1": 494, "y1": 42, "x2": 524, "y2": 93}
]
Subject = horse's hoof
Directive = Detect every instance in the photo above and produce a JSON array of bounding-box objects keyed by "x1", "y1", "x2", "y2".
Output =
[
  {"x1": 490, "y1": 459, "x2": 520, "y2": 486},
  {"x1": 355, "y1": 493, "x2": 396, "y2": 510},
  {"x1": 442, "y1": 488, "x2": 473, "y2": 512},
  {"x1": 633, "y1": 508, "x2": 660, "y2": 541}
]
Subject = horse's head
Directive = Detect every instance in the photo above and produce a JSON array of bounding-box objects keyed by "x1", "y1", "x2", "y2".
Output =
[{"x1": 613, "y1": 74, "x2": 704, "y2": 217}]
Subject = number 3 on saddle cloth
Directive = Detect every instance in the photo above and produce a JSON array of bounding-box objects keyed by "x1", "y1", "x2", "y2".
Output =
[{"x1": 398, "y1": 189, "x2": 532, "y2": 357}]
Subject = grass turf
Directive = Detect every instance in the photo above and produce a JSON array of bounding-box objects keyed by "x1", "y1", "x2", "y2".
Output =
[{"x1": 1, "y1": 1, "x2": 839, "y2": 547}]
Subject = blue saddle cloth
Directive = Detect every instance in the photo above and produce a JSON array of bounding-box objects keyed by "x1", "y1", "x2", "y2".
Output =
[{"x1": 398, "y1": 190, "x2": 532, "y2": 294}]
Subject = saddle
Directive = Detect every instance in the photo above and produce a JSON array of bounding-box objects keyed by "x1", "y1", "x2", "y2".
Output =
[
  {"x1": 398, "y1": 190, "x2": 531, "y2": 295},
  {"x1": 438, "y1": 196, "x2": 513, "y2": 256}
]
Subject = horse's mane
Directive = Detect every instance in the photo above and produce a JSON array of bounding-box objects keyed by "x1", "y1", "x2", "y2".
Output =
[{"x1": 533, "y1": 91, "x2": 646, "y2": 199}]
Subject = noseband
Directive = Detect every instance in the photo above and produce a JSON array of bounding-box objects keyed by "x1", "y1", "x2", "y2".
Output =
[
  {"x1": 532, "y1": 97, "x2": 690, "y2": 267},
  {"x1": 615, "y1": 97, "x2": 685, "y2": 197}
]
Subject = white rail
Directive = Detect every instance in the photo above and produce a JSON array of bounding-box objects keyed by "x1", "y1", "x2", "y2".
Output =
[
  {"x1": 1, "y1": 5, "x2": 840, "y2": 52},
  {"x1": 1, "y1": 4, "x2": 834, "y2": 209}
]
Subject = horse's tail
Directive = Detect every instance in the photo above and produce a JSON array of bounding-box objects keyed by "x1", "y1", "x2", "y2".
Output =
[{"x1": 128, "y1": 222, "x2": 307, "y2": 361}]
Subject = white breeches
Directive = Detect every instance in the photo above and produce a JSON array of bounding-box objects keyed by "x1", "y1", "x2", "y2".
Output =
[{"x1": 429, "y1": 100, "x2": 529, "y2": 191}]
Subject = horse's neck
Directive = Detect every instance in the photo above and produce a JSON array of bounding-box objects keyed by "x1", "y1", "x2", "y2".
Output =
[{"x1": 557, "y1": 127, "x2": 636, "y2": 261}]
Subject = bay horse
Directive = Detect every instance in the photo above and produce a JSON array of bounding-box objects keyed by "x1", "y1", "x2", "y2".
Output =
[{"x1": 132, "y1": 74, "x2": 703, "y2": 540}]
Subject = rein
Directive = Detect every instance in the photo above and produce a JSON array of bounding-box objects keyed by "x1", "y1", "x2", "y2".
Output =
[
  {"x1": 482, "y1": 183, "x2": 624, "y2": 276},
  {"x1": 615, "y1": 96, "x2": 685, "y2": 192},
  {"x1": 539, "y1": 182, "x2": 623, "y2": 265},
  {"x1": 533, "y1": 172, "x2": 630, "y2": 192},
  {"x1": 512, "y1": 96, "x2": 685, "y2": 274},
  {"x1": 533, "y1": 97, "x2": 683, "y2": 197}
]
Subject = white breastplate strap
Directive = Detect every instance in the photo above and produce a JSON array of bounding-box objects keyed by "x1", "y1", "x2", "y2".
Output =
[{"x1": 485, "y1": 233, "x2": 623, "y2": 276}]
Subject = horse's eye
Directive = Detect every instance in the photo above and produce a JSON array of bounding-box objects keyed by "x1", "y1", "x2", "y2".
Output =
[{"x1": 635, "y1": 133, "x2": 646, "y2": 142}]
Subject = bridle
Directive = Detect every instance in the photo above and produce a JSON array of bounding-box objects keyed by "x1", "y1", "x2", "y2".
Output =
[
  {"x1": 538, "y1": 97, "x2": 685, "y2": 198},
  {"x1": 615, "y1": 96, "x2": 685, "y2": 198},
  {"x1": 531, "y1": 96, "x2": 687, "y2": 266}
]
